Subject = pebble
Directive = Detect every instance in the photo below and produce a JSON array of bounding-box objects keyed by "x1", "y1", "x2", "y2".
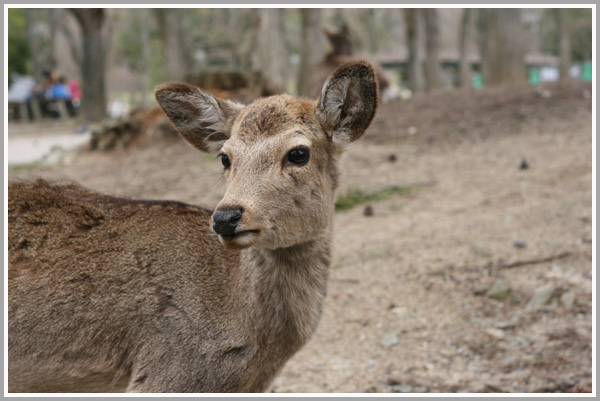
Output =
[
  {"x1": 407, "y1": 126, "x2": 418, "y2": 135},
  {"x1": 329, "y1": 357, "x2": 351, "y2": 371},
  {"x1": 380, "y1": 333, "x2": 399, "y2": 348},
  {"x1": 363, "y1": 205, "x2": 374, "y2": 217},
  {"x1": 473, "y1": 285, "x2": 488, "y2": 296},
  {"x1": 503, "y1": 356, "x2": 516, "y2": 364},
  {"x1": 495, "y1": 321, "x2": 515, "y2": 330},
  {"x1": 390, "y1": 384, "x2": 413, "y2": 393},
  {"x1": 486, "y1": 278, "x2": 510, "y2": 301},
  {"x1": 526, "y1": 285, "x2": 556, "y2": 309},
  {"x1": 388, "y1": 154, "x2": 397, "y2": 162},
  {"x1": 485, "y1": 328, "x2": 506, "y2": 339},
  {"x1": 519, "y1": 158, "x2": 529, "y2": 170},
  {"x1": 513, "y1": 239, "x2": 527, "y2": 249},
  {"x1": 391, "y1": 307, "x2": 407, "y2": 316},
  {"x1": 561, "y1": 291, "x2": 575, "y2": 308}
]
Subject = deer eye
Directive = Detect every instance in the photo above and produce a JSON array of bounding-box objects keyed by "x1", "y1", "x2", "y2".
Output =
[
  {"x1": 219, "y1": 154, "x2": 231, "y2": 170},
  {"x1": 284, "y1": 147, "x2": 310, "y2": 167}
]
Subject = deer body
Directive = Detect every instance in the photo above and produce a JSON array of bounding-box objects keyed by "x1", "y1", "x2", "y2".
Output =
[{"x1": 8, "y1": 62, "x2": 378, "y2": 393}]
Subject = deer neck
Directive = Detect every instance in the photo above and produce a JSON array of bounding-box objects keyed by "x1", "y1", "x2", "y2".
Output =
[{"x1": 240, "y1": 231, "x2": 332, "y2": 348}]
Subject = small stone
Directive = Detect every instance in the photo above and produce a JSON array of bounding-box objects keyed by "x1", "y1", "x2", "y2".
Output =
[
  {"x1": 363, "y1": 205, "x2": 374, "y2": 217},
  {"x1": 390, "y1": 384, "x2": 413, "y2": 393},
  {"x1": 513, "y1": 239, "x2": 527, "y2": 249},
  {"x1": 503, "y1": 356, "x2": 516, "y2": 364},
  {"x1": 407, "y1": 126, "x2": 418, "y2": 135},
  {"x1": 486, "y1": 278, "x2": 510, "y2": 301},
  {"x1": 380, "y1": 333, "x2": 399, "y2": 348},
  {"x1": 388, "y1": 154, "x2": 397, "y2": 162},
  {"x1": 561, "y1": 291, "x2": 575, "y2": 308},
  {"x1": 473, "y1": 285, "x2": 488, "y2": 296},
  {"x1": 391, "y1": 307, "x2": 407, "y2": 316},
  {"x1": 526, "y1": 285, "x2": 556, "y2": 309},
  {"x1": 485, "y1": 328, "x2": 506, "y2": 339},
  {"x1": 329, "y1": 357, "x2": 351, "y2": 371},
  {"x1": 495, "y1": 321, "x2": 515, "y2": 330},
  {"x1": 519, "y1": 158, "x2": 529, "y2": 170}
]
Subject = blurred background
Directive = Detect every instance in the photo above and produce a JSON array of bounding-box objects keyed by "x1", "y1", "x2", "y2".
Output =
[
  {"x1": 7, "y1": 8, "x2": 593, "y2": 123},
  {"x1": 6, "y1": 7, "x2": 594, "y2": 394}
]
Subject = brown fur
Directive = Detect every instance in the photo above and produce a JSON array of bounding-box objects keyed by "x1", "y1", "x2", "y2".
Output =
[{"x1": 8, "y1": 62, "x2": 379, "y2": 393}]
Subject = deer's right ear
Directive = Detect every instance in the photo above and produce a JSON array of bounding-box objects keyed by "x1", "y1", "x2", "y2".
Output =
[{"x1": 155, "y1": 83, "x2": 244, "y2": 154}]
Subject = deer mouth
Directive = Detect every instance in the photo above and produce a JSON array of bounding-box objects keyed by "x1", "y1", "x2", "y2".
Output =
[{"x1": 219, "y1": 230, "x2": 261, "y2": 248}]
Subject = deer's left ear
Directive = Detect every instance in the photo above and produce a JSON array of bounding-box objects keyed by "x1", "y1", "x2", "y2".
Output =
[{"x1": 315, "y1": 61, "x2": 379, "y2": 145}]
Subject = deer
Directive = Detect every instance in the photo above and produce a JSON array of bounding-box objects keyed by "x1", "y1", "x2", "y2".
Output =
[
  {"x1": 313, "y1": 24, "x2": 398, "y2": 102},
  {"x1": 8, "y1": 61, "x2": 378, "y2": 393}
]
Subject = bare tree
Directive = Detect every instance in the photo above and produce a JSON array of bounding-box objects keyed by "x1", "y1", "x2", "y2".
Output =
[
  {"x1": 404, "y1": 8, "x2": 423, "y2": 93},
  {"x1": 251, "y1": 9, "x2": 287, "y2": 94},
  {"x1": 25, "y1": 9, "x2": 57, "y2": 79},
  {"x1": 68, "y1": 8, "x2": 107, "y2": 121},
  {"x1": 481, "y1": 9, "x2": 526, "y2": 86},
  {"x1": 130, "y1": 9, "x2": 152, "y2": 107},
  {"x1": 297, "y1": 9, "x2": 322, "y2": 96},
  {"x1": 25, "y1": 9, "x2": 42, "y2": 78},
  {"x1": 555, "y1": 8, "x2": 571, "y2": 82},
  {"x1": 155, "y1": 9, "x2": 187, "y2": 82},
  {"x1": 458, "y1": 8, "x2": 473, "y2": 88},
  {"x1": 423, "y1": 8, "x2": 441, "y2": 91}
]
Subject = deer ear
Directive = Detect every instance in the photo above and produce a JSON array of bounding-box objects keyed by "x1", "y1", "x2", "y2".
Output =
[
  {"x1": 316, "y1": 61, "x2": 379, "y2": 146},
  {"x1": 155, "y1": 83, "x2": 244, "y2": 154}
]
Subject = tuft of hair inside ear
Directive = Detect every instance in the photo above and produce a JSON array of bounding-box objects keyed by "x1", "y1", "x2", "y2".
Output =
[{"x1": 155, "y1": 84, "x2": 243, "y2": 154}]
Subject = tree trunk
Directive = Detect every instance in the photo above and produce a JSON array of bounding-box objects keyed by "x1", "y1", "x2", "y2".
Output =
[
  {"x1": 458, "y1": 8, "x2": 473, "y2": 88},
  {"x1": 25, "y1": 9, "x2": 42, "y2": 78},
  {"x1": 69, "y1": 8, "x2": 107, "y2": 122},
  {"x1": 25, "y1": 9, "x2": 59, "y2": 79},
  {"x1": 404, "y1": 8, "x2": 423, "y2": 93},
  {"x1": 423, "y1": 8, "x2": 441, "y2": 91},
  {"x1": 139, "y1": 9, "x2": 151, "y2": 106},
  {"x1": 555, "y1": 8, "x2": 571, "y2": 82},
  {"x1": 482, "y1": 9, "x2": 526, "y2": 86},
  {"x1": 251, "y1": 9, "x2": 287, "y2": 94},
  {"x1": 47, "y1": 9, "x2": 57, "y2": 70},
  {"x1": 155, "y1": 9, "x2": 187, "y2": 82},
  {"x1": 297, "y1": 9, "x2": 322, "y2": 97}
]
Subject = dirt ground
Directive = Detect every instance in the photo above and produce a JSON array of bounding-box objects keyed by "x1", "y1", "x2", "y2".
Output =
[{"x1": 7, "y1": 81, "x2": 594, "y2": 393}]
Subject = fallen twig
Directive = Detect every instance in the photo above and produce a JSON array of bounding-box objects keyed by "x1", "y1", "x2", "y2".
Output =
[
  {"x1": 499, "y1": 251, "x2": 572, "y2": 269},
  {"x1": 384, "y1": 181, "x2": 438, "y2": 192}
]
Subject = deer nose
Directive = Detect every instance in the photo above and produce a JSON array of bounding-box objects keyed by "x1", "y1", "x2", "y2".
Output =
[{"x1": 212, "y1": 208, "x2": 243, "y2": 236}]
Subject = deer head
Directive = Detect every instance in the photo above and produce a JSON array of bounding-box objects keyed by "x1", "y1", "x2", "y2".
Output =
[{"x1": 155, "y1": 61, "x2": 378, "y2": 250}]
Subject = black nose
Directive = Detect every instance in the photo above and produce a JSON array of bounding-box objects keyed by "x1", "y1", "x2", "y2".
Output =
[{"x1": 212, "y1": 209, "x2": 243, "y2": 236}]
